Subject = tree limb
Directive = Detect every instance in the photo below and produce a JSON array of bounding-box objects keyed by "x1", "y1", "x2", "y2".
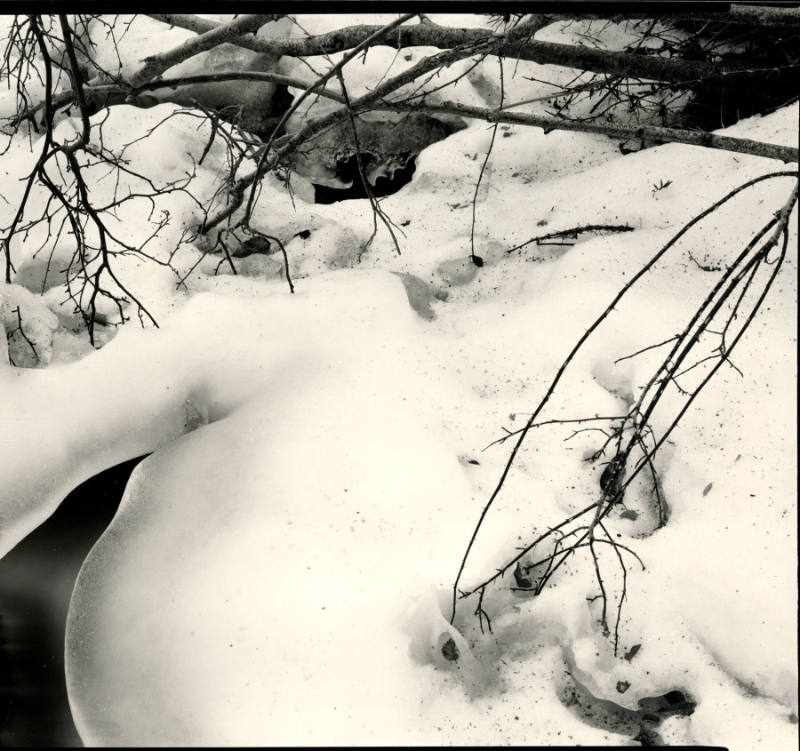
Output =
[
  {"x1": 145, "y1": 13, "x2": 791, "y2": 89},
  {"x1": 384, "y1": 101, "x2": 800, "y2": 163},
  {"x1": 129, "y1": 14, "x2": 279, "y2": 87},
  {"x1": 688, "y1": 3, "x2": 800, "y2": 28},
  {"x1": 84, "y1": 70, "x2": 798, "y2": 165}
]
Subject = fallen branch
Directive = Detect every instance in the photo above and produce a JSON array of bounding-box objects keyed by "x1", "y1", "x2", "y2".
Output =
[
  {"x1": 507, "y1": 224, "x2": 635, "y2": 253},
  {"x1": 129, "y1": 14, "x2": 279, "y2": 87},
  {"x1": 76, "y1": 74, "x2": 799, "y2": 167},
  {"x1": 450, "y1": 170, "x2": 797, "y2": 628},
  {"x1": 385, "y1": 101, "x2": 800, "y2": 163},
  {"x1": 146, "y1": 12, "x2": 793, "y2": 89}
]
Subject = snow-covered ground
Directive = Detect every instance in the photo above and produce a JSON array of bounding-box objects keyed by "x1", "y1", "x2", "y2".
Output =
[{"x1": 0, "y1": 13, "x2": 797, "y2": 748}]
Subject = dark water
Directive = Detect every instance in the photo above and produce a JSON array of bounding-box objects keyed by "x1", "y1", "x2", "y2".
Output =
[
  {"x1": 313, "y1": 153, "x2": 418, "y2": 204},
  {"x1": 0, "y1": 457, "x2": 144, "y2": 747}
]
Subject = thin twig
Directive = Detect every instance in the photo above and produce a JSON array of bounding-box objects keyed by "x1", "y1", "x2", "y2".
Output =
[{"x1": 508, "y1": 224, "x2": 634, "y2": 254}]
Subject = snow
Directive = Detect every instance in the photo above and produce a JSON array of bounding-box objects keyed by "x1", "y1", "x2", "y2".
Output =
[{"x1": 1, "y1": 13, "x2": 797, "y2": 749}]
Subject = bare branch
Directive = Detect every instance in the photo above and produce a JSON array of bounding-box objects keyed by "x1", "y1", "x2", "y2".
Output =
[
  {"x1": 384, "y1": 101, "x2": 800, "y2": 163},
  {"x1": 508, "y1": 224, "x2": 634, "y2": 254},
  {"x1": 58, "y1": 14, "x2": 91, "y2": 148},
  {"x1": 129, "y1": 14, "x2": 279, "y2": 87},
  {"x1": 451, "y1": 171, "x2": 797, "y2": 625},
  {"x1": 146, "y1": 13, "x2": 794, "y2": 87}
]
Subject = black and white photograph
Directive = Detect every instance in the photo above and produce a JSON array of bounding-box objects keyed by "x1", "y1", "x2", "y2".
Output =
[{"x1": 0, "y1": 3, "x2": 797, "y2": 747}]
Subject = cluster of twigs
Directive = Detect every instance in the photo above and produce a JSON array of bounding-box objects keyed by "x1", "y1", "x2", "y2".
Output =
[
  {"x1": 1, "y1": 15, "x2": 205, "y2": 345},
  {"x1": 451, "y1": 171, "x2": 798, "y2": 653},
  {"x1": 529, "y1": 18, "x2": 689, "y2": 130}
]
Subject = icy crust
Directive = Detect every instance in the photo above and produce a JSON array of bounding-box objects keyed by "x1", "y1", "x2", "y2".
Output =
[{"x1": 0, "y1": 26, "x2": 796, "y2": 747}]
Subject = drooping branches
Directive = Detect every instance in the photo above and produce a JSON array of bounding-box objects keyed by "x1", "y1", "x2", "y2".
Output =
[
  {"x1": 450, "y1": 170, "x2": 798, "y2": 653},
  {"x1": 2, "y1": 15, "x2": 204, "y2": 346}
]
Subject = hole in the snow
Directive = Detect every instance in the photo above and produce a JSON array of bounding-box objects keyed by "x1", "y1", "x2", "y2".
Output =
[
  {"x1": 559, "y1": 666, "x2": 696, "y2": 747},
  {"x1": 313, "y1": 152, "x2": 417, "y2": 204},
  {"x1": 0, "y1": 455, "x2": 146, "y2": 746}
]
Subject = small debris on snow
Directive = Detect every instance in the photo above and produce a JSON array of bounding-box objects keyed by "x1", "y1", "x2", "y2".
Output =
[
  {"x1": 441, "y1": 637, "x2": 459, "y2": 662},
  {"x1": 624, "y1": 644, "x2": 642, "y2": 662}
]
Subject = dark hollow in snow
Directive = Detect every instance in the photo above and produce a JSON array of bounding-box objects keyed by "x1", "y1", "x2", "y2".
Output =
[
  {"x1": 559, "y1": 668, "x2": 696, "y2": 747},
  {"x1": 0, "y1": 456, "x2": 145, "y2": 747},
  {"x1": 313, "y1": 152, "x2": 418, "y2": 204}
]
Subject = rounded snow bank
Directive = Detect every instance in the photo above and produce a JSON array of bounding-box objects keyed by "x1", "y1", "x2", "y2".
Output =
[{"x1": 61, "y1": 270, "x2": 479, "y2": 745}]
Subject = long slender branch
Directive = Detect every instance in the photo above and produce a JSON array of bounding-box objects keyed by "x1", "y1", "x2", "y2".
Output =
[
  {"x1": 145, "y1": 13, "x2": 795, "y2": 88},
  {"x1": 626, "y1": 216, "x2": 779, "y2": 439},
  {"x1": 615, "y1": 196, "x2": 794, "y2": 515},
  {"x1": 383, "y1": 102, "x2": 799, "y2": 163},
  {"x1": 58, "y1": 14, "x2": 90, "y2": 148},
  {"x1": 80, "y1": 72, "x2": 800, "y2": 166},
  {"x1": 470, "y1": 57, "x2": 503, "y2": 265},
  {"x1": 450, "y1": 170, "x2": 797, "y2": 621},
  {"x1": 335, "y1": 70, "x2": 402, "y2": 257}
]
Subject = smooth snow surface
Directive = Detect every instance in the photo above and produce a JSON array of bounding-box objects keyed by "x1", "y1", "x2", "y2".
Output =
[{"x1": 0, "y1": 13, "x2": 797, "y2": 750}]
